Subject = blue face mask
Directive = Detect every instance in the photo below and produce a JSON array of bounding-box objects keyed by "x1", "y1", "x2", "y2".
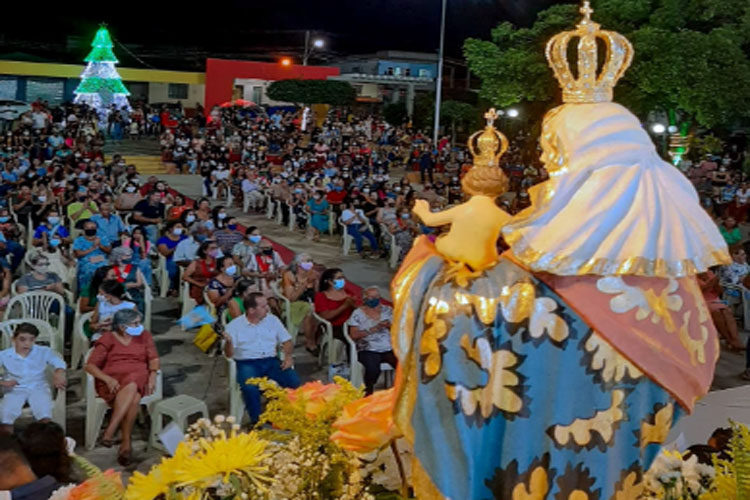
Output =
[
  {"x1": 0, "y1": 216, "x2": 8, "y2": 223},
  {"x1": 333, "y1": 278, "x2": 346, "y2": 290},
  {"x1": 364, "y1": 297, "x2": 380, "y2": 308},
  {"x1": 334, "y1": 186, "x2": 343, "y2": 192},
  {"x1": 195, "y1": 234, "x2": 208, "y2": 242},
  {"x1": 227, "y1": 224, "x2": 238, "y2": 231},
  {"x1": 125, "y1": 324, "x2": 144, "y2": 337},
  {"x1": 50, "y1": 238, "x2": 61, "y2": 247},
  {"x1": 249, "y1": 235, "x2": 262, "y2": 243}
]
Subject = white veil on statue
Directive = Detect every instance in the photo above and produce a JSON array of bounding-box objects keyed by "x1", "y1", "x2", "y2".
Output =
[{"x1": 503, "y1": 101, "x2": 730, "y2": 278}]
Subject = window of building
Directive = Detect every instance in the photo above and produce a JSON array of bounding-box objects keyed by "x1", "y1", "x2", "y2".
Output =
[
  {"x1": 168, "y1": 83, "x2": 189, "y2": 100},
  {"x1": 394, "y1": 67, "x2": 402, "y2": 76},
  {"x1": 354, "y1": 85, "x2": 364, "y2": 96},
  {"x1": 419, "y1": 69, "x2": 431, "y2": 78},
  {"x1": 405, "y1": 68, "x2": 411, "y2": 76},
  {"x1": 252, "y1": 86, "x2": 263, "y2": 104},
  {"x1": 352, "y1": 66, "x2": 361, "y2": 73},
  {"x1": 386, "y1": 67, "x2": 394, "y2": 76}
]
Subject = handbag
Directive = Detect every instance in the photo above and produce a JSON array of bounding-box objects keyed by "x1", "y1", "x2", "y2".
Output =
[{"x1": 193, "y1": 323, "x2": 218, "y2": 353}]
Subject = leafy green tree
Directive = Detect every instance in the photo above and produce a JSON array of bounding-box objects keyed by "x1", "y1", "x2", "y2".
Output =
[
  {"x1": 266, "y1": 80, "x2": 356, "y2": 106},
  {"x1": 464, "y1": 0, "x2": 750, "y2": 130},
  {"x1": 440, "y1": 101, "x2": 478, "y2": 145},
  {"x1": 382, "y1": 103, "x2": 409, "y2": 126}
]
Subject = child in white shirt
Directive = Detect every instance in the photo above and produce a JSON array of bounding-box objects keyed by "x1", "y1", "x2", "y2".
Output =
[{"x1": 0, "y1": 323, "x2": 66, "y2": 432}]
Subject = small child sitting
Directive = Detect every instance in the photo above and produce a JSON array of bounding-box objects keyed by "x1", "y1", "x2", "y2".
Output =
[{"x1": 0, "y1": 323, "x2": 66, "y2": 433}]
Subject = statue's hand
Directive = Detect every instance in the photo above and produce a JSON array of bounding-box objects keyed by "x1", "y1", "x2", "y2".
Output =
[{"x1": 413, "y1": 199, "x2": 431, "y2": 221}]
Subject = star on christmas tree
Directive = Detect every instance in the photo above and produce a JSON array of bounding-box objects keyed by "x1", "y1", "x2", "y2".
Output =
[{"x1": 74, "y1": 25, "x2": 131, "y2": 117}]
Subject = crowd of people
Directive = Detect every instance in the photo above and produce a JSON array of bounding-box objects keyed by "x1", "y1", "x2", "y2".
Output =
[{"x1": 1, "y1": 95, "x2": 749, "y2": 489}]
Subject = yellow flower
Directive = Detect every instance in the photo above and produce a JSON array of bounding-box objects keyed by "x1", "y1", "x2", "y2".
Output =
[
  {"x1": 176, "y1": 432, "x2": 273, "y2": 491},
  {"x1": 125, "y1": 442, "x2": 191, "y2": 500},
  {"x1": 331, "y1": 388, "x2": 402, "y2": 453}
]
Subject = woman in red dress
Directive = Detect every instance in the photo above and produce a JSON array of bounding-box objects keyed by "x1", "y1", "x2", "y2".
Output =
[
  {"x1": 182, "y1": 240, "x2": 219, "y2": 303},
  {"x1": 314, "y1": 268, "x2": 359, "y2": 347},
  {"x1": 84, "y1": 308, "x2": 159, "y2": 465}
]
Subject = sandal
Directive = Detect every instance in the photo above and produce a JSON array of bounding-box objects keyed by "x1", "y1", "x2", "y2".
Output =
[
  {"x1": 306, "y1": 346, "x2": 321, "y2": 357},
  {"x1": 98, "y1": 437, "x2": 114, "y2": 448},
  {"x1": 117, "y1": 449, "x2": 132, "y2": 467}
]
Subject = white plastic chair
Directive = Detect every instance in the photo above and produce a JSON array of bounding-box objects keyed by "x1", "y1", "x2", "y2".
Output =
[
  {"x1": 0, "y1": 319, "x2": 61, "y2": 354},
  {"x1": 270, "y1": 281, "x2": 300, "y2": 344},
  {"x1": 723, "y1": 282, "x2": 750, "y2": 331},
  {"x1": 338, "y1": 218, "x2": 354, "y2": 256},
  {"x1": 144, "y1": 285, "x2": 153, "y2": 333},
  {"x1": 71, "y1": 311, "x2": 93, "y2": 372},
  {"x1": 157, "y1": 254, "x2": 169, "y2": 298},
  {"x1": 275, "y1": 201, "x2": 283, "y2": 225},
  {"x1": 342, "y1": 322, "x2": 395, "y2": 390},
  {"x1": 3, "y1": 291, "x2": 66, "y2": 350},
  {"x1": 0, "y1": 350, "x2": 66, "y2": 431},
  {"x1": 180, "y1": 281, "x2": 197, "y2": 331},
  {"x1": 310, "y1": 309, "x2": 350, "y2": 373},
  {"x1": 84, "y1": 349, "x2": 163, "y2": 450},
  {"x1": 204, "y1": 289, "x2": 217, "y2": 320},
  {"x1": 381, "y1": 224, "x2": 402, "y2": 270},
  {"x1": 26, "y1": 219, "x2": 34, "y2": 248},
  {"x1": 287, "y1": 202, "x2": 297, "y2": 231},
  {"x1": 226, "y1": 357, "x2": 245, "y2": 424},
  {"x1": 265, "y1": 193, "x2": 275, "y2": 219}
]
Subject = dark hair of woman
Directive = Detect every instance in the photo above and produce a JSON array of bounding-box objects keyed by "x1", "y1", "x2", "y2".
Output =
[
  {"x1": 318, "y1": 267, "x2": 342, "y2": 292},
  {"x1": 18, "y1": 421, "x2": 71, "y2": 483}
]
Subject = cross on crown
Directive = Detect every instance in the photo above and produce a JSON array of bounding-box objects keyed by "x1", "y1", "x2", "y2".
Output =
[{"x1": 484, "y1": 108, "x2": 498, "y2": 127}]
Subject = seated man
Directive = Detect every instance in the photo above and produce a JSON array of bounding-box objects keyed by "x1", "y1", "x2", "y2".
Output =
[
  {"x1": 0, "y1": 435, "x2": 65, "y2": 499},
  {"x1": 0, "y1": 323, "x2": 66, "y2": 434},
  {"x1": 90, "y1": 202, "x2": 125, "y2": 247},
  {"x1": 222, "y1": 292, "x2": 300, "y2": 424},
  {"x1": 132, "y1": 190, "x2": 165, "y2": 244}
]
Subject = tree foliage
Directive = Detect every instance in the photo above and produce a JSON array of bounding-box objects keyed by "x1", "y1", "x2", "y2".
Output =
[
  {"x1": 266, "y1": 80, "x2": 356, "y2": 106},
  {"x1": 382, "y1": 103, "x2": 409, "y2": 126},
  {"x1": 464, "y1": 0, "x2": 750, "y2": 129}
]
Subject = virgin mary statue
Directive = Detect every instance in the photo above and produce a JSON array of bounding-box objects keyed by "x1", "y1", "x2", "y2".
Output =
[{"x1": 378, "y1": 3, "x2": 729, "y2": 498}]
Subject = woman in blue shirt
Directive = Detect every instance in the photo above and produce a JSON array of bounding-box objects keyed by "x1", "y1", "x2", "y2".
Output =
[{"x1": 157, "y1": 221, "x2": 187, "y2": 296}]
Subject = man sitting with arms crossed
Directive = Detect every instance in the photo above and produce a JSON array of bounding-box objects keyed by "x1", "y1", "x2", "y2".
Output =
[{"x1": 223, "y1": 292, "x2": 300, "y2": 424}]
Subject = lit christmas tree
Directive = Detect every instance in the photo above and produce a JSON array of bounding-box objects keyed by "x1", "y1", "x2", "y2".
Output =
[{"x1": 74, "y1": 25, "x2": 131, "y2": 117}]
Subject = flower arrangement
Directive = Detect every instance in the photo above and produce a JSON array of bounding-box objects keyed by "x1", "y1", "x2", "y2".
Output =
[
  {"x1": 49, "y1": 455, "x2": 126, "y2": 500},
  {"x1": 641, "y1": 449, "x2": 714, "y2": 499}
]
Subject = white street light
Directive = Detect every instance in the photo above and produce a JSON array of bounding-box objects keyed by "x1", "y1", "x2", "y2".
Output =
[
  {"x1": 668, "y1": 125, "x2": 679, "y2": 134},
  {"x1": 652, "y1": 123, "x2": 666, "y2": 134},
  {"x1": 507, "y1": 108, "x2": 519, "y2": 118},
  {"x1": 313, "y1": 39, "x2": 325, "y2": 49}
]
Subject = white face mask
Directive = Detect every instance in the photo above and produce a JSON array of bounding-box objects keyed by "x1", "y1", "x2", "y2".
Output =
[
  {"x1": 126, "y1": 186, "x2": 136, "y2": 193},
  {"x1": 185, "y1": 215, "x2": 196, "y2": 224},
  {"x1": 300, "y1": 261, "x2": 314, "y2": 271},
  {"x1": 225, "y1": 265, "x2": 237, "y2": 276},
  {"x1": 173, "y1": 228, "x2": 183, "y2": 236},
  {"x1": 217, "y1": 213, "x2": 227, "y2": 220}
]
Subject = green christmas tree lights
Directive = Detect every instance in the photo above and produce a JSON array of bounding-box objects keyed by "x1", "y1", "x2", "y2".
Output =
[{"x1": 74, "y1": 25, "x2": 130, "y2": 116}]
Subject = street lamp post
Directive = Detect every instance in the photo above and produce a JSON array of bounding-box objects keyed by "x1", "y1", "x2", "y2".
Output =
[
  {"x1": 303, "y1": 30, "x2": 325, "y2": 66},
  {"x1": 432, "y1": 0, "x2": 447, "y2": 147}
]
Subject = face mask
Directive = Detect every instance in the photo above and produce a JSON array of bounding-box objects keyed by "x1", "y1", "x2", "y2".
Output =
[
  {"x1": 47, "y1": 216, "x2": 60, "y2": 225},
  {"x1": 300, "y1": 261, "x2": 314, "y2": 271},
  {"x1": 35, "y1": 264, "x2": 49, "y2": 273},
  {"x1": 225, "y1": 265, "x2": 237, "y2": 276},
  {"x1": 125, "y1": 186, "x2": 136, "y2": 193},
  {"x1": 262, "y1": 248, "x2": 274, "y2": 256},
  {"x1": 204, "y1": 220, "x2": 215, "y2": 230},
  {"x1": 394, "y1": 187, "x2": 401, "y2": 192},
  {"x1": 185, "y1": 215, "x2": 196, "y2": 224},
  {"x1": 249, "y1": 235, "x2": 262, "y2": 243},
  {"x1": 84, "y1": 228, "x2": 97, "y2": 236},
  {"x1": 334, "y1": 186, "x2": 343, "y2": 192},
  {"x1": 125, "y1": 324, "x2": 144, "y2": 337},
  {"x1": 401, "y1": 213, "x2": 410, "y2": 220},
  {"x1": 333, "y1": 278, "x2": 346, "y2": 290},
  {"x1": 38, "y1": 195, "x2": 46, "y2": 202},
  {"x1": 0, "y1": 216, "x2": 10, "y2": 223},
  {"x1": 227, "y1": 224, "x2": 237, "y2": 231},
  {"x1": 195, "y1": 234, "x2": 208, "y2": 242},
  {"x1": 217, "y1": 213, "x2": 227, "y2": 220},
  {"x1": 364, "y1": 297, "x2": 380, "y2": 308},
  {"x1": 96, "y1": 294, "x2": 107, "y2": 303},
  {"x1": 209, "y1": 249, "x2": 222, "y2": 258},
  {"x1": 173, "y1": 228, "x2": 183, "y2": 236}
]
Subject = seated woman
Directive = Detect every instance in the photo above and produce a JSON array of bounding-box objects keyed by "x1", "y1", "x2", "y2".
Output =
[
  {"x1": 32, "y1": 207, "x2": 71, "y2": 249},
  {"x1": 157, "y1": 221, "x2": 187, "y2": 296},
  {"x1": 305, "y1": 190, "x2": 329, "y2": 241},
  {"x1": 183, "y1": 240, "x2": 219, "y2": 305},
  {"x1": 247, "y1": 239, "x2": 285, "y2": 312},
  {"x1": 78, "y1": 265, "x2": 116, "y2": 314},
  {"x1": 347, "y1": 286, "x2": 397, "y2": 395},
  {"x1": 226, "y1": 278, "x2": 254, "y2": 322},
  {"x1": 16, "y1": 253, "x2": 67, "y2": 296},
  {"x1": 72, "y1": 219, "x2": 110, "y2": 292},
  {"x1": 114, "y1": 182, "x2": 142, "y2": 212},
  {"x1": 109, "y1": 246, "x2": 146, "y2": 316},
  {"x1": 282, "y1": 253, "x2": 319, "y2": 354},
  {"x1": 90, "y1": 280, "x2": 137, "y2": 340},
  {"x1": 698, "y1": 269, "x2": 745, "y2": 351},
  {"x1": 0, "y1": 265, "x2": 10, "y2": 311},
  {"x1": 314, "y1": 268, "x2": 358, "y2": 345},
  {"x1": 166, "y1": 194, "x2": 189, "y2": 222},
  {"x1": 85, "y1": 308, "x2": 159, "y2": 466},
  {"x1": 207, "y1": 255, "x2": 238, "y2": 320},
  {"x1": 122, "y1": 226, "x2": 153, "y2": 286}
]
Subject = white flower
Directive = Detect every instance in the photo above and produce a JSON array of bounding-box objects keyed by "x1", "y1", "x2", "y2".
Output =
[
  {"x1": 214, "y1": 415, "x2": 226, "y2": 424},
  {"x1": 48, "y1": 485, "x2": 76, "y2": 500}
]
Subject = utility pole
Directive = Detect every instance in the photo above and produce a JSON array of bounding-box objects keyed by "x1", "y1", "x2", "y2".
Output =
[
  {"x1": 432, "y1": 0, "x2": 447, "y2": 147},
  {"x1": 303, "y1": 30, "x2": 311, "y2": 66}
]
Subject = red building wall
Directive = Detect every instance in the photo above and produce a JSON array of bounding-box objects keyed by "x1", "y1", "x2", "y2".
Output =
[{"x1": 204, "y1": 58, "x2": 340, "y2": 114}]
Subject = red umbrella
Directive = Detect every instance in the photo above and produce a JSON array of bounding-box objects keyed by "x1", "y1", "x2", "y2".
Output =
[{"x1": 219, "y1": 99, "x2": 256, "y2": 108}]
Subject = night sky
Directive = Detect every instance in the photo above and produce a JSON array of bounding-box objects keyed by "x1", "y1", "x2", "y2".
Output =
[{"x1": 1, "y1": 1, "x2": 567, "y2": 66}]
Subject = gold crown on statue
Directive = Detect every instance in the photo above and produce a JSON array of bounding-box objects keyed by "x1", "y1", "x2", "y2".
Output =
[
  {"x1": 545, "y1": 1, "x2": 634, "y2": 104},
  {"x1": 469, "y1": 108, "x2": 509, "y2": 168}
]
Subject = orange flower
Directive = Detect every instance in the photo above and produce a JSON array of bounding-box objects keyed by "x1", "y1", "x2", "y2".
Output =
[
  {"x1": 68, "y1": 469, "x2": 124, "y2": 500},
  {"x1": 331, "y1": 388, "x2": 402, "y2": 453},
  {"x1": 286, "y1": 380, "x2": 343, "y2": 418}
]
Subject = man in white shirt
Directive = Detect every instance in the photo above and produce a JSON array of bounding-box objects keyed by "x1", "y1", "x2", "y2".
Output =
[
  {"x1": 223, "y1": 292, "x2": 299, "y2": 423},
  {"x1": 0, "y1": 323, "x2": 66, "y2": 433},
  {"x1": 174, "y1": 223, "x2": 210, "y2": 266}
]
